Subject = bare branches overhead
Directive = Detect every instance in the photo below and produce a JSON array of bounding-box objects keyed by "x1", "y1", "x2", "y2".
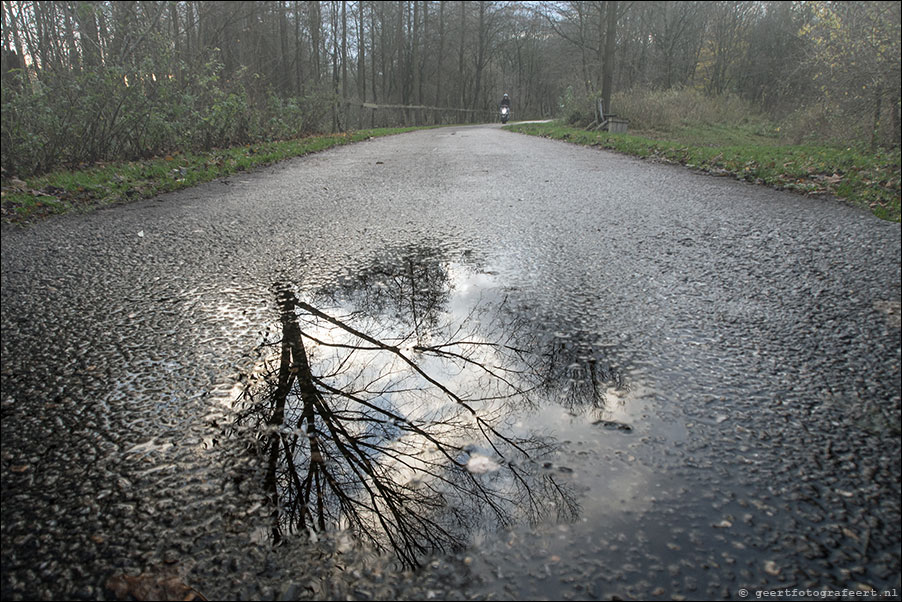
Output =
[{"x1": 2, "y1": 1, "x2": 898, "y2": 177}]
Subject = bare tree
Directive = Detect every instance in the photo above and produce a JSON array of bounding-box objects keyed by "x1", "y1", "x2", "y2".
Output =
[
  {"x1": 801, "y1": 1, "x2": 901, "y2": 147},
  {"x1": 4, "y1": 1, "x2": 898, "y2": 178},
  {"x1": 228, "y1": 258, "x2": 579, "y2": 565},
  {"x1": 702, "y1": 0, "x2": 759, "y2": 96}
]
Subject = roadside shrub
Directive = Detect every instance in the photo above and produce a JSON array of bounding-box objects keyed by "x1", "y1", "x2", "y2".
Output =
[
  {"x1": 1, "y1": 60, "x2": 336, "y2": 178},
  {"x1": 611, "y1": 86, "x2": 766, "y2": 132},
  {"x1": 557, "y1": 86, "x2": 599, "y2": 127},
  {"x1": 781, "y1": 98, "x2": 900, "y2": 148},
  {"x1": 262, "y1": 87, "x2": 335, "y2": 140},
  {"x1": 555, "y1": 85, "x2": 770, "y2": 133}
]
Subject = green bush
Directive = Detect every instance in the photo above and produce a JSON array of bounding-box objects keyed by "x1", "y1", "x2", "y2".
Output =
[
  {"x1": 557, "y1": 86, "x2": 599, "y2": 127},
  {"x1": 1, "y1": 59, "x2": 336, "y2": 178},
  {"x1": 610, "y1": 86, "x2": 767, "y2": 132},
  {"x1": 781, "y1": 99, "x2": 899, "y2": 148},
  {"x1": 555, "y1": 85, "x2": 770, "y2": 133}
]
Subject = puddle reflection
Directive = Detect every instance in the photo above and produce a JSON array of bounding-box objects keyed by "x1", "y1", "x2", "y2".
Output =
[{"x1": 226, "y1": 247, "x2": 632, "y2": 566}]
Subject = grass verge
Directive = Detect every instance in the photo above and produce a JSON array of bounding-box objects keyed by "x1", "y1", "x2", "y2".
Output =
[
  {"x1": 1, "y1": 127, "x2": 425, "y2": 224},
  {"x1": 505, "y1": 122, "x2": 901, "y2": 222}
]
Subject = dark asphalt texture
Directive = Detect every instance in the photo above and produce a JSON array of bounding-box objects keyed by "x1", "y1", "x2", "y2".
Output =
[{"x1": 2, "y1": 124, "x2": 900, "y2": 601}]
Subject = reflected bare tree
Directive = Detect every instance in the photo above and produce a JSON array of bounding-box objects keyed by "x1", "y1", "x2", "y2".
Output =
[
  {"x1": 317, "y1": 245, "x2": 455, "y2": 339},
  {"x1": 312, "y1": 244, "x2": 627, "y2": 420},
  {"x1": 228, "y1": 271, "x2": 578, "y2": 568},
  {"x1": 541, "y1": 335, "x2": 628, "y2": 417}
]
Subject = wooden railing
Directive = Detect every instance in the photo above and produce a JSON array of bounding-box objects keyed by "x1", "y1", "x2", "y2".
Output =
[{"x1": 341, "y1": 100, "x2": 499, "y2": 129}]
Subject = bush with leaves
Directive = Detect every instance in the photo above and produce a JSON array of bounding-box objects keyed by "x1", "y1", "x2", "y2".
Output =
[
  {"x1": 1, "y1": 55, "x2": 336, "y2": 178},
  {"x1": 611, "y1": 86, "x2": 766, "y2": 133}
]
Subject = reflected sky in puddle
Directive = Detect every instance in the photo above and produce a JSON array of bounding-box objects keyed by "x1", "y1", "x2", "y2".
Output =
[{"x1": 222, "y1": 245, "x2": 670, "y2": 568}]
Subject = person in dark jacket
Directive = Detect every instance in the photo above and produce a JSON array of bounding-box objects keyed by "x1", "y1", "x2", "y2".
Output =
[{"x1": 499, "y1": 93, "x2": 511, "y2": 122}]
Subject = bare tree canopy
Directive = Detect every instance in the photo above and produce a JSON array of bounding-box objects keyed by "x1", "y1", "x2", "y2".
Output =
[
  {"x1": 224, "y1": 248, "x2": 598, "y2": 565},
  {"x1": 2, "y1": 1, "x2": 899, "y2": 176}
]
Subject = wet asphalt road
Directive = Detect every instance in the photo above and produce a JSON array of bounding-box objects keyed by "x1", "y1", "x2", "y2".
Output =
[{"x1": 2, "y1": 124, "x2": 900, "y2": 601}]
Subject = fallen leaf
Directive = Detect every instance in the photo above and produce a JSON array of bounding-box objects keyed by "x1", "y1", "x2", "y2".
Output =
[{"x1": 105, "y1": 571, "x2": 206, "y2": 601}]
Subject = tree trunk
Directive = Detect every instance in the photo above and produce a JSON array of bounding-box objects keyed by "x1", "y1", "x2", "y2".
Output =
[
  {"x1": 371, "y1": 0, "x2": 378, "y2": 124},
  {"x1": 458, "y1": 0, "x2": 466, "y2": 109},
  {"x1": 64, "y1": 3, "x2": 80, "y2": 72},
  {"x1": 472, "y1": 1, "x2": 485, "y2": 111},
  {"x1": 309, "y1": 0, "x2": 321, "y2": 82},
  {"x1": 372, "y1": 1, "x2": 379, "y2": 104},
  {"x1": 331, "y1": 1, "x2": 340, "y2": 131},
  {"x1": 169, "y1": 2, "x2": 181, "y2": 84},
  {"x1": 576, "y1": 3, "x2": 589, "y2": 92},
  {"x1": 435, "y1": 0, "x2": 445, "y2": 112},
  {"x1": 75, "y1": 1, "x2": 100, "y2": 69},
  {"x1": 294, "y1": 0, "x2": 304, "y2": 95},
  {"x1": 395, "y1": 1, "x2": 404, "y2": 105},
  {"x1": 357, "y1": 1, "x2": 366, "y2": 102},
  {"x1": 412, "y1": 0, "x2": 420, "y2": 122},
  {"x1": 32, "y1": 1, "x2": 47, "y2": 72},
  {"x1": 341, "y1": 0, "x2": 348, "y2": 100},
  {"x1": 420, "y1": 1, "x2": 427, "y2": 108},
  {"x1": 2, "y1": 0, "x2": 25, "y2": 84},
  {"x1": 379, "y1": 2, "x2": 387, "y2": 104},
  {"x1": 185, "y1": 1, "x2": 195, "y2": 67},
  {"x1": 601, "y1": 0, "x2": 616, "y2": 114},
  {"x1": 110, "y1": 1, "x2": 136, "y2": 65},
  {"x1": 279, "y1": 0, "x2": 290, "y2": 94},
  {"x1": 0, "y1": 0, "x2": 9, "y2": 55}
]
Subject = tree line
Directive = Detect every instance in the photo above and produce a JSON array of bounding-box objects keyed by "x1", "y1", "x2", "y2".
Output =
[{"x1": 1, "y1": 1, "x2": 899, "y2": 177}]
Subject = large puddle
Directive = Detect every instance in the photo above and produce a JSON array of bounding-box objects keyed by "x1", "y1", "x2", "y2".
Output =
[{"x1": 221, "y1": 246, "x2": 657, "y2": 570}]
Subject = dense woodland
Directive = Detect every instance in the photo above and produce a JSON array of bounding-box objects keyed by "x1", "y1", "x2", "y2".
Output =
[{"x1": 1, "y1": 1, "x2": 900, "y2": 177}]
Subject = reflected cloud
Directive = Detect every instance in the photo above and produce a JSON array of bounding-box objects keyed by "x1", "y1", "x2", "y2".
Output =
[
  {"x1": 219, "y1": 245, "x2": 651, "y2": 569},
  {"x1": 225, "y1": 247, "x2": 591, "y2": 567}
]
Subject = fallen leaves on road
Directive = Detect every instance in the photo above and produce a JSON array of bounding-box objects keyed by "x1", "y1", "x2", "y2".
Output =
[{"x1": 105, "y1": 570, "x2": 206, "y2": 601}]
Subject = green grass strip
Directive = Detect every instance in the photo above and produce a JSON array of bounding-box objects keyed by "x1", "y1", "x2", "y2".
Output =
[
  {"x1": 505, "y1": 122, "x2": 901, "y2": 222},
  {"x1": 1, "y1": 127, "x2": 425, "y2": 224}
]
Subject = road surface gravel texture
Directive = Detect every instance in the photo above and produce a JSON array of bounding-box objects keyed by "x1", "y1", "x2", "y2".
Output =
[{"x1": 2, "y1": 124, "x2": 900, "y2": 601}]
